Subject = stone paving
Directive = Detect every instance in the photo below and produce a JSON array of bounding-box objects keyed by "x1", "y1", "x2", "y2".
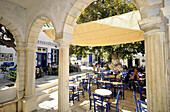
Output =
[
  {"x1": 1, "y1": 66, "x2": 140, "y2": 112},
  {"x1": 37, "y1": 81, "x2": 140, "y2": 112}
]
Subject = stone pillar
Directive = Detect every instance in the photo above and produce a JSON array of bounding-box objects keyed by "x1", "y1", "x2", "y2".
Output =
[
  {"x1": 15, "y1": 45, "x2": 26, "y2": 112},
  {"x1": 161, "y1": 6, "x2": 170, "y2": 112},
  {"x1": 22, "y1": 46, "x2": 37, "y2": 112},
  {"x1": 55, "y1": 39, "x2": 71, "y2": 112},
  {"x1": 139, "y1": 16, "x2": 169, "y2": 112}
]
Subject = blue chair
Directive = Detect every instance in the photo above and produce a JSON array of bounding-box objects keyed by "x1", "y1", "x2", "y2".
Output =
[
  {"x1": 103, "y1": 83, "x2": 113, "y2": 99},
  {"x1": 117, "y1": 84, "x2": 125, "y2": 100},
  {"x1": 69, "y1": 86, "x2": 79, "y2": 104},
  {"x1": 97, "y1": 81, "x2": 104, "y2": 89},
  {"x1": 82, "y1": 79, "x2": 90, "y2": 91},
  {"x1": 77, "y1": 82, "x2": 85, "y2": 97},
  {"x1": 93, "y1": 93, "x2": 107, "y2": 112},
  {"x1": 90, "y1": 75, "x2": 95, "y2": 85},
  {"x1": 133, "y1": 91, "x2": 139, "y2": 112},
  {"x1": 104, "y1": 77, "x2": 110, "y2": 81},
  {"x1": 86, "y1": 73, "x2": 90, "y2": 78},
  {"x1": 69, "y1": 78, "x2": 76, "y2": 83},
  {"x1": 106, "y1": 89, "x2": 120, "y2": 112},
  {"x1": 139, "y1": 87, "x2": 146, "y2": 101},
  {"x1": 88, "y1": 85, "x2": 92, "y2": 110},
  {"x1": 137, "y1": 99, "x2": 147, "y2": 112},
  {"x1": 76, "y1": 76, "x2": 81, "y2": 82}
]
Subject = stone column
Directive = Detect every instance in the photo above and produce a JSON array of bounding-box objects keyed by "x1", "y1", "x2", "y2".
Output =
[
  {"x1": 15, "y1": 45, "x2": 26, "y2": 112},
  {"x1": 22, "y1": 46, "x2": 37, "y2": 112},
  {"x1": 161, "y1": 6, "x2": 170, "y2": 112},
  {"x1": 139, "y1": 16, "x2": 169, "y2": 112},
  {"x1": 55, "y1": 39, "x2": 71, "y2": 112}
]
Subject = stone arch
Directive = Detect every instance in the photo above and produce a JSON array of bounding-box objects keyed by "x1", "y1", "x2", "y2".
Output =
[
  {"x1": 27, "y1": 15, "x2": 56, "y2": 47},
  {"x1": 63, "y1": 0, "x2": 164, "y2": 38},
  {"x1": 0, "y1": 16, "x2": 23, "y2": 47}
]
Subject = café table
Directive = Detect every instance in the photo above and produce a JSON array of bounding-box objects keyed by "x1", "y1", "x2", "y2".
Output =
[
  {"x1": 139, "y1": 78, "x2": 145, "y2": 81},
  {"x1": 69, "y1": 83, "x2": 78, "y2": 87},
  {"x1": 111, "y1": 82, "x2": 122, "y2": 85},
  {"x1": 100, "y1": 80, "x2": 122, "y2": 85},
  {"x1": 95, "y1": 89, "x2": 112, "y2": 96}
]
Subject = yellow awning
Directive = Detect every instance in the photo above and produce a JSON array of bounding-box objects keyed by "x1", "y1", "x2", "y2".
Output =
[
  {"x1": 43, "y1": 11, "x2": 144, "y2": 46},
  {"x1": 43, "y1": 29, "x2": 55, "y2": 40}
]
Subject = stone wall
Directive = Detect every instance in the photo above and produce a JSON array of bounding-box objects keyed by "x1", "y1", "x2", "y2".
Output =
[{"x1": 0, "y1": 101, "x2": 16, "y2": 112}]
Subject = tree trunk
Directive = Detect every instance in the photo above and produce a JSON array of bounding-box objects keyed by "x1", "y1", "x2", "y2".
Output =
[{"x1": 108, "y1": 54, "x2": 124, "y2": 71}]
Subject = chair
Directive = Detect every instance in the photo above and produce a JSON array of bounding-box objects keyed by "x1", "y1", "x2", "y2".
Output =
[
  {"x1": 77, "y1": 81, "x2": 85, "y2": 97},
  {"x1": 86, "y1": 73, "x2": 90, "y2": 78},
  {"x1": 133, "y1": 91, "x2": 139, "y2": 112},
  {"x1": 137, "y1": 99, "x2": 147, "y2": 112},
  {"x1": 104, "y1": 77, "x2": 110, "y2": 81},
  {"x1": 93, "y1": 93, "x2": 107, "y2": 112},
  {"x1": 82, "y1": 79, "x2": 90, "y2": 91},
  {"x1": 139, "y1": 87, "x2": 146, "y2": 101},
  {"x1": 103, "y1": 83, "x2": 113, "y2": 99},
  {"x1": 117, "y1": 84, "x2": 125, "y2": 100},
  {"x1": 76, "y1": 76, "x2": 81, "y2": 82},
  {"x1": 97, "y1": 81, "x2": 104, "y2": 89},
  {"x1": 69, "y1": 77, "x2": 76, "y2": 83},
  {"x1": 69, "y1": 86, "x2": 79, "y2": 104},
  {"x1": 90, "y1": 75, "x2": 95, "y2": 85},
  {"x1": 106, "y1": 89, "x2": 120, "y2": 112},
  {"x1": 88, "y1": 85, "x2": 92, "y2": 110}
]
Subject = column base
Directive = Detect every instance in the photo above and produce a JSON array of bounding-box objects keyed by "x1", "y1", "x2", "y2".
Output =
[
  {"x1": 57, "y1": 107, "x2": 71, "y2": 112},
  {"x1": 22, "y1": 96, "x2": 37, "y2": 112}
]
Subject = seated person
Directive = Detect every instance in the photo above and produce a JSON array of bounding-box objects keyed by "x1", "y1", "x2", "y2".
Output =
[
  {"x1": 125, "y1": 71, "x2": 132, "y2": 89},
  {"x1": 52, "y1": 63, "x2": 57, "y2": 72},
  {"x1": 46, "y1": 63, "x2": 52, "y2": 74},
  {"x1": 116, "y1": 71, "x2": 121, "y2": 80},
  {"x1": 76, "y1": 63, "x2": 81, "y2": 72},
  {"x1": 125, "y1": 71, "x2": 131, "y2": 83},
  {"x1": 131, "y1": 68, "x2": 139, "y2": 91}
]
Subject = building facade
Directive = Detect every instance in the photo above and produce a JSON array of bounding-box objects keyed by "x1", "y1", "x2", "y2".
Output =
[{"x1": 0, "y1": 30, "x2": 59, "y2": 69}]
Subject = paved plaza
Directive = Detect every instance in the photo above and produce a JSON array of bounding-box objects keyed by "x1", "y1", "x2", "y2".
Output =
[{"x1": 36, "y1": 75, "x2": 140, "y2": 112}]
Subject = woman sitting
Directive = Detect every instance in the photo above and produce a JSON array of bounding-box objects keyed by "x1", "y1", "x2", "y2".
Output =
[
  {"x1": 131, "y1": 68, "x2": 139, "y2": 91},
  {"x1": 116, "y1": 71, "x2": 121, "y2": 81}
]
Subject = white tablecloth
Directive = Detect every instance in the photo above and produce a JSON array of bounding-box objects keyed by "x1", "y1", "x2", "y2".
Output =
[{"x1": 95, "y1": 89, "x2": 112, "y2": 96}]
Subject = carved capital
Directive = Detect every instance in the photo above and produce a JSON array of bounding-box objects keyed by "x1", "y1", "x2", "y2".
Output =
[
  {"x1": 161, "y1": 6, "x2": 170, "y2": 20},
  {"x1": 54, "y1": 38, "x2": 73, "y2": 47},
  {"x1": 139, "y1": 16, "x2": 166, "y2": 35}
]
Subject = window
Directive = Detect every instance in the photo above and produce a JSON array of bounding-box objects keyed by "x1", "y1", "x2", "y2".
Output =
[{"x1": 51, "y1": 49, "x2": 59, "y2": 65}]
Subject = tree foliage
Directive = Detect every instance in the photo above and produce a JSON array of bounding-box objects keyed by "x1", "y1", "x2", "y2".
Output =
[
  {"x1": 70, "y1": 0, "x2": 144, "y2": 61},
  {"x1": 0, "y1": 24, "x2": 16, "y2": 51}
]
